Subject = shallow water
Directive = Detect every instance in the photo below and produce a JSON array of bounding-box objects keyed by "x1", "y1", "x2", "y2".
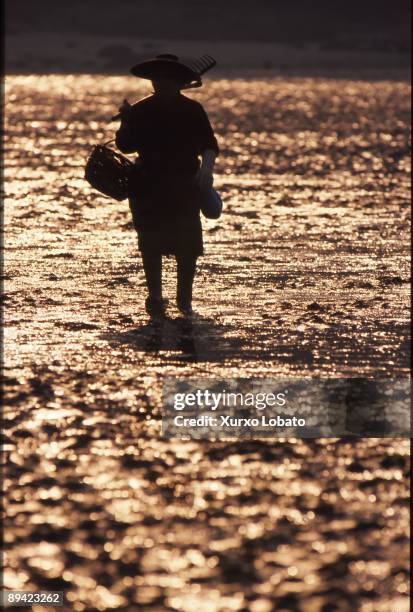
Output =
[{"x1": 3, "y1": 76, "x2": 411, "y2": 611}]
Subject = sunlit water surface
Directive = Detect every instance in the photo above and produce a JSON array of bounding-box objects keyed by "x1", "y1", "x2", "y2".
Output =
[{"x1": 4, "y1": 75, "x2": 411, "y2": 611}]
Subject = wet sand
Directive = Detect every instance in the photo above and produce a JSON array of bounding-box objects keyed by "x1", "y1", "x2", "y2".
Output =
[{"x1": 3, "y1": 75, "x2": 411, "y2": 610}]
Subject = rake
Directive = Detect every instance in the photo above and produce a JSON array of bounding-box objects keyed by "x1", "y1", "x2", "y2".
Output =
[{"x1": 182, "y1": 54, "x2": 217, "y2": 89}]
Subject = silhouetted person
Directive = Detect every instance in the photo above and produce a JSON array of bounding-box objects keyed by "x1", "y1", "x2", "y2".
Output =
[{"x1": 115, "y1": 54, "x2": 219, "y2": 317}]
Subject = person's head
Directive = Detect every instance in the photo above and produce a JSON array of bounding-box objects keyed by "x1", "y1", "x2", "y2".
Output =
[{"x1": 151, "y1": 76, "x2": 183, "y2": 97}]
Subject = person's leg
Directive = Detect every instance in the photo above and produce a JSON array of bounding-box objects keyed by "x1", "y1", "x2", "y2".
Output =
[
  {"x1": 141, "y1": 251, "x2": 162, "y2": 299},
  {"x1": 141, "y1": 251, "x2": 168, "y2": 316},
  {"x1": 176, "y1": 254, "x2": 197, "y2": 312}
]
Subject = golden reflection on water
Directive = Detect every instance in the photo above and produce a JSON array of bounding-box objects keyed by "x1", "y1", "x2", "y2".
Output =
[{"x1": 3, "y1": 75, "x2": 411, "y2": 610}]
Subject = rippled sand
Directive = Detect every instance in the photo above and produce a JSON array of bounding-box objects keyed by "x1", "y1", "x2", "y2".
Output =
[{"x1": 3, "y1": 76, "x2": 411, "y2": 611}]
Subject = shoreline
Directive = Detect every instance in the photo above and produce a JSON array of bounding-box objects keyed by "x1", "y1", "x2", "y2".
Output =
[
  {"x1": 6, "y1": 34, "x2": 410, "y2": 81},
  {"x1": 5, "y1": 69, "x2": 410, "y2": 83}
]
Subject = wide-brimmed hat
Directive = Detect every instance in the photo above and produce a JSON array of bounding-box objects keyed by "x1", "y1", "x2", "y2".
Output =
[{"x1": 130, "y1": 54, "x2": 199, "y2": 84}]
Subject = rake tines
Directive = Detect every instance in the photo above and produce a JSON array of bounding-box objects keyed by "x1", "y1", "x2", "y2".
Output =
[{"x1": 190, "y1": 54, "x2": 217, "y2": 75}]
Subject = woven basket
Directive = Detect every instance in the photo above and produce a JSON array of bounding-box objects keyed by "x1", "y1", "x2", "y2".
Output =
[{"x1": 85, "y1": 142, "x2": 133, "y2": 201}]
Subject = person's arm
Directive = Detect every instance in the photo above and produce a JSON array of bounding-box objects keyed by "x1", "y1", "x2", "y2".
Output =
[
  {"x1": 196, "y1": 149, "x2": 217, "y2": 189},
  {"x1": 195, "y1": 104, "x2": 219, "y2": 189},
  {"x1": 115, "y1": 99, "x2": 139, "y2": 154}
]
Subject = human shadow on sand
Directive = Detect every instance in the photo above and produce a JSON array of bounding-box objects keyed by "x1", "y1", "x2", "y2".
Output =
[{"x1": 101, "y1": 314, "x2": 245, "y2": 363}]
